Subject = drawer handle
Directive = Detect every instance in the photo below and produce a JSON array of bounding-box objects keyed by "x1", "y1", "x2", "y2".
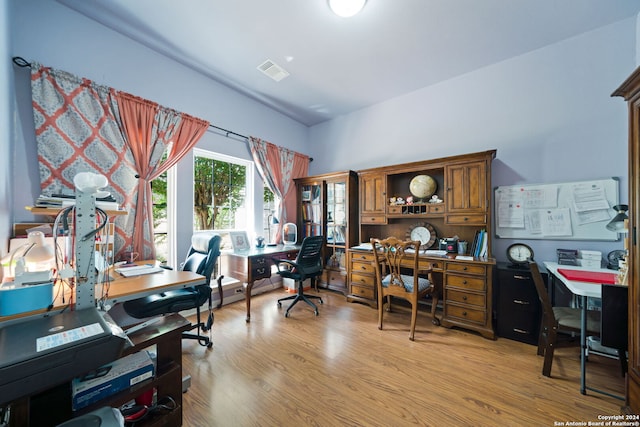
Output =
[
  {"x1": 513, "y1": 299, "x2": 530, "y2": 305},
  {"x1": 514, "y1": 275, "x2": 529, "y2": 280},
  {"x1": 256, "y1": 268, "x2": 266, "y2": 274},
  {"x1": 463, "y1": 266, "x2": 468, "y2": 271},
  {"x1": 513, "y1": 328, "x2": 530, "y2": 334},
  {"x1": 464, "y1": 217, "x2": 468, "y2": 221},
  {"x1": 462, "y1": 311, "x2": 468, "y2": 316},
  {"x1": 463, "y1": 280, "x2": 467, "y2": 284},
  {"x1": 360, "y1": 266, "x2": 366, "y2": 270}
]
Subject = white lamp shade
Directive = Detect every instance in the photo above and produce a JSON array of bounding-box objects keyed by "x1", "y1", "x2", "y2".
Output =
[
  {"x1": 328, "y1": 0, "x2": 366, "y2": 17},
  {"x1": 24, "y1": 231, "x2": 55, "y2": 263},
  {"x1": 74, "y1": 172, "x2": 108, "y2": 194}
]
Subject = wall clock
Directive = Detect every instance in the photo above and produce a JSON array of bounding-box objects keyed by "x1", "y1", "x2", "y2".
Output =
[
  {"x1": 406, "y1": 222, "x2": 437, "y2": 250},
  {"x1": 506, "y1": 243, "x2": 534, "y2": 266}
]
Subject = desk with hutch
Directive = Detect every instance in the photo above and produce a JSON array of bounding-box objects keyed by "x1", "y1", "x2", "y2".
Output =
[{"x1": 348, "y1": 150, "x2": 497, "y2": 339}]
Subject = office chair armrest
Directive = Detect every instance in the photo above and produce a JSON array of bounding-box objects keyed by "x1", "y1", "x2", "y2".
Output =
[{"x1": 274, "y1": 258, "x2": 299, "y2": 272}]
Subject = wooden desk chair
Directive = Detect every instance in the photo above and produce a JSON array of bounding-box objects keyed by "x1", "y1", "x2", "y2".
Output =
[
  {"x1": 371, "y1": 237, "x2": 439, "y2": 341},
  {"x1": 529, "y1": 261, "x2": 601, "y2": 377}
]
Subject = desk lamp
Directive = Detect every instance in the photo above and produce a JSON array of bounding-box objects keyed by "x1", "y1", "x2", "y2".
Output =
[
  {"x1": 606, "y1": 204, "x2": 629, "y2": 232},
  {"x1": 267, "y1": 213, "x2": 279, "y2": 246},
  {"x1": 2, "y1": 231, "x2": 55, "y2": 281}
]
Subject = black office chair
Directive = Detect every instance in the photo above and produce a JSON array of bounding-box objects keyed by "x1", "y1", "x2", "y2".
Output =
[
  {"x1": 275, "y1": 235, "x2": 324, "y2": 317},
  {"x1": 123, "y1": 232, "x2": 223, "y2": 348}
]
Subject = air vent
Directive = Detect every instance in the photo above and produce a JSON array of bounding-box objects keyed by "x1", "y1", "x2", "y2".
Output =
[{"x1": 257, "y1": 59, "x2": 290, "y2": 82}]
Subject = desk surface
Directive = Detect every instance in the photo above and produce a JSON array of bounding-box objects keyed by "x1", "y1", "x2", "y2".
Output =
[
  {"x1": 223, "y1": 244, "x2": 301, "y2": 258},
  {"x1": 0, "y1": 262, "x2": 206, "y2": 323},
  {"x1": 543, "y1": 261, "x2": 617, "y2": 298}
]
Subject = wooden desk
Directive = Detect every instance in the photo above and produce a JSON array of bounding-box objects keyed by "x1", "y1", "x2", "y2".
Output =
[
  {"x1": 544, "y1": 261, "x2": 622, "y2": 399},
  {"x1": 220, "y1": 245, "x2": 300, "y2": 322},
  {"x1": 0, "y1": 263, "x2": 206, "y2": 323},
  {"x1": 2, "y1": 265, "x2": 202, "y2": 426}
]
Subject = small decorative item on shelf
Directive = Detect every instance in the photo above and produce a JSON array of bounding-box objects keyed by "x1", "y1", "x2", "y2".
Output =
[
  {"x1": 409, "y1": 174, "x2": 437, "y2": 202},
  {"x1": 429, "y1": 194, "x2": 443, "y2": 204}
]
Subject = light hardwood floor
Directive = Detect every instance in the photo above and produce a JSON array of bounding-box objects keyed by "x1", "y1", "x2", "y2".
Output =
[{"x1": 180, "y1": 288, "x2": 625, "y2": 426}]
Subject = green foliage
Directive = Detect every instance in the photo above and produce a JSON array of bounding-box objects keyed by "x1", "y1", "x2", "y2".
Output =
[{"x1": 194, "y1": 156, "x2": 247, "y2": 230}]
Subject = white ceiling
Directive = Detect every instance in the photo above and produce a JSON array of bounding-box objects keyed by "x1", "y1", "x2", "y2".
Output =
[{"x1": 58, "y1": 0, "x2": 640, "y2": 126}]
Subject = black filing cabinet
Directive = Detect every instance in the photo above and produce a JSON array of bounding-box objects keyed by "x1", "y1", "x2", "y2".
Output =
[{"x1": 496, "y1": 262, "x2": 544, "y2": 345}]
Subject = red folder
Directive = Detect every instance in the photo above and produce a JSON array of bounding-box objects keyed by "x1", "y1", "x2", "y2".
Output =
[{"x1": 557, "y1": 268, "x2": 617, "y2": 284}]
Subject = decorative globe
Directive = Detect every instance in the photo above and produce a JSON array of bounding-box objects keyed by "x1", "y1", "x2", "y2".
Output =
[{"x1": 409, "y1": 175, "x2": 437, "y2": 200}]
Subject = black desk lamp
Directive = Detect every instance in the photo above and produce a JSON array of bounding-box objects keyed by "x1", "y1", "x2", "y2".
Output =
[{"x1": 607, "y1": 204, "x2": 629, "y2": 232}]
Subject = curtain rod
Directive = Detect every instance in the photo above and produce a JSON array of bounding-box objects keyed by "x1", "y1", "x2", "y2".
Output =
[
  {"x1": 208, "y1": 124, "x2": 313, "y2": 161},
  {"x1": 12, "y1": 56, "x2": 312, "y2": 161}
]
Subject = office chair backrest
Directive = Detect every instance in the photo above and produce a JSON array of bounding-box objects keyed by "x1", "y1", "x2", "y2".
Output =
[
  {"x1": 182, "y1": 232, "x2": 222, "y2": 286},
  {"x1": 529, "y1": 261, "x2": 553, "y2": 318},
  {"x1": 295, "y1": 235, "x2": 324, "y2": 278}
]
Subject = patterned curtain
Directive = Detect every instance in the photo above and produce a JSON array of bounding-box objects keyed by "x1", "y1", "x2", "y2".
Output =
[
  {"x1": 31, "y1": 63, "x2": 137, "y2": 259},
  {"x1": 113, "y1": 92, "x2": 209, "y2": 259},
  {"x1": 31, "y1": 63, "x2": 209, "y2": 260},
  {"x1": 248, "y1": 137, "x2": 310, "y2": 243}
]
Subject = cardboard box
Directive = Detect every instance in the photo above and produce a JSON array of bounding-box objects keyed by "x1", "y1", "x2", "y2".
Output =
[
  {"x1": 0, "y1": 281, "x2": 53, "y2": 316},
  {"x1": 283, "y1": 278, "x2": 312, "y2": 293},
  {"x1": 72, "y1": 350, "x2": 155, "y2": 410}
]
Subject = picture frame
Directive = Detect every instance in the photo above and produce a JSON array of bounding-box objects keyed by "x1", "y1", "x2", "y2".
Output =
[
  {"x1": 230, "y1": 231, "x2": 250, "y2": 251},
  {"x1": 302, "y1": 190, "x2": 311, "y2": 202}
]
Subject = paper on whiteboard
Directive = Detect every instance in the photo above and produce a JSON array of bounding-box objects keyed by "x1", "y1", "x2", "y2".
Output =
[{"x1": 540, "y1": 208, "x2": 572, "y2": 236}]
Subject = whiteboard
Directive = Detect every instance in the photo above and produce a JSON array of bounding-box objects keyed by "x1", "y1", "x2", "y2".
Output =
[{"x1": 494, "y1": 178, "x2": 620, "y2": 241}]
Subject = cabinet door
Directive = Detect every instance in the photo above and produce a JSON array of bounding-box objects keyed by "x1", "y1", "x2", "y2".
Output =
[
  {"x1": 446, "y1": 160, "x2": 487, "y2": 213},
  {"x1": 359, "y1": 172, "x2": 386, "y2": 223}
]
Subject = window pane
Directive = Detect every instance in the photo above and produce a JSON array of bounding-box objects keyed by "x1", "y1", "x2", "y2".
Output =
[{"x1": 194, "y1": 151, "x2": 250, "y2": 232}]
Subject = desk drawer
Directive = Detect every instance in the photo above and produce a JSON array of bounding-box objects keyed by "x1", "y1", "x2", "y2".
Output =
[
  {"x1": 360, "y1": 214, "x2": 386, "y2": 224},
  {"x1": 445, "y1": 274, "x2": 486, "y2": 291},
  {"x1": 352, "y1": 260, "x2": 375, "y2": 274},
  {"x1": 446, "y1": 263, "x2": 486, "y2": 276},
  {"x1": 446, "y1": 289, "x2": 485, "y2": 307},
  {"x1": 421, "y1": 260, "x2": 444, "y2": 271},
  {"x1": 350, "y1": 272, "x2": 375, "y2": 286},
  {"x1": 350, "y1": 284, "x2": 374, "y2": 300},
  {"x1": 445, "y1": 304, "x2": 486, "y2": 324}
]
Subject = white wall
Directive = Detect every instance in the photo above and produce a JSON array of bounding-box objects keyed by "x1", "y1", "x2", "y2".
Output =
[
  {"x1": 9, "y1": 0, "x2": 309, "y2": 260},
  {"x1": 0, "y1": 0, "x2": 12, "y2": 268},
  {"x1": 308, "y1": 18, "x2": 637, "y2": 264}
]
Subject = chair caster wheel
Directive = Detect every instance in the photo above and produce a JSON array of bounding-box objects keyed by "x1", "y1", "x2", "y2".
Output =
[
  {"x1": 319, "y1": 299, "x2": 323, "y2": 304},
  {"x1": 285, "y1": 312, "x2": 290, "y2": 318},
  {"x1": 206, "y1": 342, "x2": 213, "y2": 349},
  {"x1": 314, "y1": 310, "x2": 319, "y2": 316},
  {"x1": 277, "y1": 302, "x2": 282, "y2": 308},
  {"x1": 432, "y1": 318, "x2": 440, "y2": 326}
]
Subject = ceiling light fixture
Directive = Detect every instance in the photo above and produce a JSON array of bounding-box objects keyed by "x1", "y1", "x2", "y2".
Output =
[{"x1": 328, "y1": 0, "x2": 366, "y2": 17}]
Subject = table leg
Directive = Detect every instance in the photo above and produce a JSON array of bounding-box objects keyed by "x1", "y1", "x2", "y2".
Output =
[
  {"x1": 245, "y1": 281, "x2": 254, "y2": 323},
  {"x1": 580, "y1": 295, "x2": 587, "y2": 395}
]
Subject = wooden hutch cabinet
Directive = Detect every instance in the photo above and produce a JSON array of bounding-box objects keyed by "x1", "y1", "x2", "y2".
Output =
[
  {"x1": 612, "y1": 67, "x2": 640, "y2": 413},
  {"x1": 295, "y1": 171, "x2": 358, "y2": 294},
  {"x1": 348, "y1": 150, "x2": 497, "y2": 339}
]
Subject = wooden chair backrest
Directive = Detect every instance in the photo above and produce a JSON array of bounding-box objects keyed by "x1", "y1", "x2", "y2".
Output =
[{"x1": 371, "y1": 236, "x2": 421, "y2": 293}]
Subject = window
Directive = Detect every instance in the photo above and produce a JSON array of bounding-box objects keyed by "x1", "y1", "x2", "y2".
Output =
[
  {"x1": 193, "y1": 149, "x2": 253, "y2": 233},
  {"x1": 151, "y1": 168, "x2": 175, "y2": 265}
]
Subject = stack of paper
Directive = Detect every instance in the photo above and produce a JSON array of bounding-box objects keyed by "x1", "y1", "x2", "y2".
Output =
[{"x1": 115, "y1": 265, "x2": 163, "y2": 277}]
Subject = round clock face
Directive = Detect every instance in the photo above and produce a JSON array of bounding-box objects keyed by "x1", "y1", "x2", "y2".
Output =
[
  {"x1": 407, "y1": 222, "x2": 437, "y2": 249},
  {"x1": 507, "y1": 243, "x2": 534, "y2": 265}
]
